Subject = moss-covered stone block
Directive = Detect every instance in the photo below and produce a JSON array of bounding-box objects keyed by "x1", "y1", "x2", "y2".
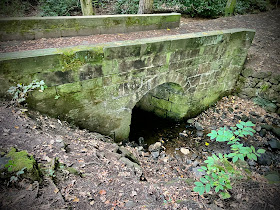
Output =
[
  {"x1": 0, "y1": 14, "x2": 181, "y2": 41},
  {"x1": 4, "y1": 148, "x2": 41, "y2": 181}
]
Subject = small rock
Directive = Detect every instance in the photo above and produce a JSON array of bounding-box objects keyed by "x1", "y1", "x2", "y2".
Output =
[
  {"x1": 151, "y1": 151, "x2": 160, "y2": 159},
  {"x1": 186, "y1": 159, "x2": 192, "y2": 165},
  {"x1": 136, "y1": 146, "x2": 144, "y2": 151},
  {"x1": 256, "y1": 126, "x2": 262, "y2": 132},
  {"x1": 249, "y1": 111, "x2": 259, "y2": 117},
  {"x1": 248, "y1": 159, "x2": 256, "y2": 166},
  {"x1": 56, "y1": 136, "x2": 63, "y2": 143},
  {"x1": 261, "y1": 124, "x2": 273, "y2": 131},
  {"x1": 187, "y1": 119, "x2": 195, "y2": 124},
  {"x1": 271, "y1": 126, "x2": 280, "y2": 138},
  {"x1": 120, "y1": 157, "x2": 140, "y2": 169},
  {"x1": 138, "y1": 137, "x2": 144, "y2": 145},
  {"x1": 241, "y1": 115, "x2": 249, "y2": 122},
  {"x1": 142, "y1": 152, "x2": 150, "y2": 157},
  {"x1": 259, "y1": 129, "x2": 267, "y2": 137},
  {"x1": 196, "y1": 131, "x2": 203, "y2": 137},
  {"x1": 118, "y1": 146, "x2": 140, "y2": 164},
  {"x1": 192, "y1": 160, "x2": 199, "y2": 167},
  {"x1": 257, "y1": 153, "x2": 272, "y2": 166},
  {"x1": 191, "y1": 153, "x2": 198, "y2": 160},
  {"x1": 180, "y1": 148, "x2": 190, "y2": 155},
  {"x1": 148, "y1": 142, "x2": 162, "y2": 152},
  {"x1": 249, "y1": 117, "x2": 257, "y2": 124},
  {"x1": 195, "y1": 122, "x2": 204, "y2": 131},
  {"x1": 179, "y1": 132, "x2": 188, "y2": 137},
  {"x1": 253, "y1": 97, "x2": 277, "y2": 113},
  {"x1": 234, "y1": 115, "x2": 241, "y2": 120},
  {"x1": 125, "y1": 201, "x2": 135, "y2": 208},
  {"x1": 268, "y1": 139, "x2": 280, "y2": 149},
  {"x1": 265, "y1": 173, "x2": 280, "y2": 184},
  {"x1": 130, "y1": 191, "x2": 137, "y2": 197}
]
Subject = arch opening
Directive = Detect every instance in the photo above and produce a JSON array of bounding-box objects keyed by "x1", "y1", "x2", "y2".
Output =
[{"x1": 129, "y1": 82, "x2": 188, "y2": 145}]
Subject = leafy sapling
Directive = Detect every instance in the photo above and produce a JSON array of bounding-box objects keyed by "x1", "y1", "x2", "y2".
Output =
[
  {"x1": 207, "y1": 121, "x2": 265, "y2": 162},
  {"x1": 7, "y1": 80, "x2": 47, "y2": 104},
  {"x1": 193, "y1": 121, "x2": 266, "y2": 199}
]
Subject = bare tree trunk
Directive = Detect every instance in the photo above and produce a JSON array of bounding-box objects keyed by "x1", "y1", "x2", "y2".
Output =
[
  {"x1": 225, "y1": 0, "x2": 236, "y2": 16},
  {"x1": 80, "y1": 0, "x2": 94, "y2": 16},
  {"x1": 138, "y1": 0, "x2": 153, "y2": 14}
]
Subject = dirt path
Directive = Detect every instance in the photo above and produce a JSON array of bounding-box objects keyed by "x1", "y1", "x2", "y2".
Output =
[{"x1": 1, "y1": 9, "x2": 279, "y2": 74}]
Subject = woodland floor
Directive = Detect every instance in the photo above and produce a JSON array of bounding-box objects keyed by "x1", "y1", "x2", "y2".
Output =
[{"x1": 0, "y1": 9, "x2": 280, "y2": 210}]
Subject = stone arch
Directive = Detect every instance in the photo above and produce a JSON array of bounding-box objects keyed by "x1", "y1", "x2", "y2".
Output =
[{"x1": 127, "y1": 71, "x2": 189, "y2": 110}]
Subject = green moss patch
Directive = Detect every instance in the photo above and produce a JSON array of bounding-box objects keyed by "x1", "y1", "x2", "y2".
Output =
[{"x1": 5, "y1": 147, "x2": 41, "y2": 181}]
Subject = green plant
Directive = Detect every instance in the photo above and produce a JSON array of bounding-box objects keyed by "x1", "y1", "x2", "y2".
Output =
[
  {"x1": 54, "y1": 95, "x2": 61, "y2": 100},
  {"x1": 7, "y1": 80, "x2": 47, "y2": 104},
  {"x1": 193, "y1": 121, "x2": 265, "y2": 199},
  {"x1": 5, "y1": 160, "x2": 27, "y2": 185},
  {"x1": 0, "y1": 0, "x2": 35, "y2": 17},
  {"x1": 46, "y1": 168, "x2": 56, "y2": 178},
  {"x1": 115, "y1": 0, "x2": 140, "y2": 14},
  {"x1": 261, "y1": 84, "x2": 269, "y2": 92},
  {"x1": 235, "y1": 0, "x2": 269, "y2": 14},
  {"x1": 39, "y1": 0, "x2": 80, "y2": 16},
  {"x1": 9, "y1": 167, "x2": 27, "y2": 184}
]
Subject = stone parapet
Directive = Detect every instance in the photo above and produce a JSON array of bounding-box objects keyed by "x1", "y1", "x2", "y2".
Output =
[{"x1": 0, "y1": 13, "x2": 180, "y2": 41}]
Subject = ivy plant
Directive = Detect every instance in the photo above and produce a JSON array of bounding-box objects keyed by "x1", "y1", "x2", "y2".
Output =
[
  {"x1": 7, "y1": 80, "x2": 47, "y2": 104},
  {"x1": 193, "y1": 121, "x2": 265, "y2": 199}
]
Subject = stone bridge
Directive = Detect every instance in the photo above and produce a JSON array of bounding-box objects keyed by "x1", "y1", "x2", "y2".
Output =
[{"x1": 0, "y1": 28, "x2": 255, "y2": 141}]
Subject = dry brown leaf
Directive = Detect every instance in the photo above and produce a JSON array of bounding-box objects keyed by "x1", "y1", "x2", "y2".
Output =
[
  {"x1": 73, "y1": 197, "x2": 79, "y2": 202},
  {"x1": 99, "y1": 189, "x2": 107, "y2": 195},
  {"x1": 54, "y1": 188, "x2": 59, "y2": 194}
]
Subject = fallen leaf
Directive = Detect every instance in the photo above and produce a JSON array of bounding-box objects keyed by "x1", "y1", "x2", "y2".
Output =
[
  {"x1": 54, "y1": 188, "x2": 59, "y2": 194},
  {"x1": 15, "y1": 126, "x2": 19, "y2": 129},
  {"x1": 73, "y1": 197, "x2": 79, "y2": 202},
  {"x1": 99, "y1": 190, "x2": 107, "y2": 195}
]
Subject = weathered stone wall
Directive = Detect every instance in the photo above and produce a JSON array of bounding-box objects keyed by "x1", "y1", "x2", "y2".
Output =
[
  {"x1": 0, "y1": 13, "x2": 180, "y2": 41},
  {"x1": 237, "y1": 68, "x2": 280, "y2": 114},
  {"x1": 136, "y1": 82, "x2": 188, "y2": 119},
  {"x1": 0, "y1": 29, "x2": 255, "y2": 141}
]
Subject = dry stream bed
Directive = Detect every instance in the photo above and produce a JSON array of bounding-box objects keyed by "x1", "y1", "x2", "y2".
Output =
[{"x1": 0, "y1": 95, "x2": 280, "y2": 209}]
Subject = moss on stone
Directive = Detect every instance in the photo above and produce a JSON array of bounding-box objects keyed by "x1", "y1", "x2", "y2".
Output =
[{"x1": 5, "y1": 148, "x2": 41, "y2": 181}]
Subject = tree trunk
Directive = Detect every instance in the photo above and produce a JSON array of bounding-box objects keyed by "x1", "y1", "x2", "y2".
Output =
[
  {"x1": 225, "y1": 0, "x2": 236, "y2": 16},
  {"x1": 138, "y1": 0, "x2": 153, "y2": 14},
  {"x1": 80, "y1": 0, "x2": 94, "y2": 16}
]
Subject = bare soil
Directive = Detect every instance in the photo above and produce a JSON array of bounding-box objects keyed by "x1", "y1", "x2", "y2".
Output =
[
  {"x1": 1, "y1": 10, "x2": 280, "y2": 210},
  {"x1": 1, "y1": 95, "x2": 280, "y2": 209}
]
